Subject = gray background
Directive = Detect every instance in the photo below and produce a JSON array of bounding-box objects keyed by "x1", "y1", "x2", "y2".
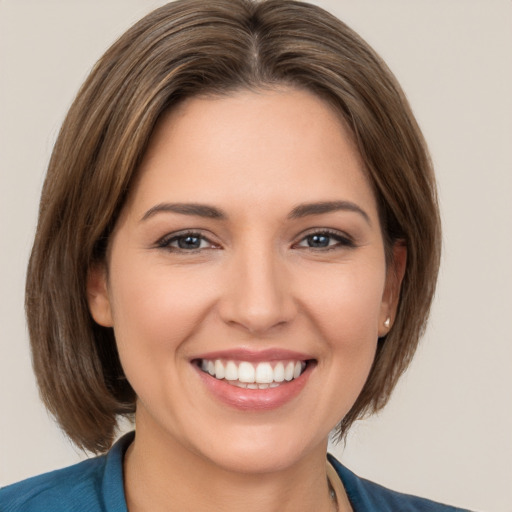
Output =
[{"x1": 1, "y1": 1, "x2": 511, "y2": 511}]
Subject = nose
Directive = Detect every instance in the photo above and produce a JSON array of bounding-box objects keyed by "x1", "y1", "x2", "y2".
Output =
[{"x1": 218, "y1": 243, "x2": 297, "y2": 335}]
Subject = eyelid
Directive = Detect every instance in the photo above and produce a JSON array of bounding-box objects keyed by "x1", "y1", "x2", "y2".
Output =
[
  {"x1": 154, "y1": 228, "x2": 355, "y2": 252},
  {"x1": 293, "y1": 228, "x2": 356, "y2": 249},
  {"x1": 155, "y1": 229, "x2": 220, "y2": 251}
]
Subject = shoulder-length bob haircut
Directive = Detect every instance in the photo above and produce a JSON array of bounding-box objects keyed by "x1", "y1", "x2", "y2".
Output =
[{"x1": 27, "y1": 0, "x2": 441, "y2": 453}]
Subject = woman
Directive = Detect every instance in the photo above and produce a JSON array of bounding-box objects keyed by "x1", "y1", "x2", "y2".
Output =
[{"x1": 1, "y1": 1, "x2": 472, "y2": 510}]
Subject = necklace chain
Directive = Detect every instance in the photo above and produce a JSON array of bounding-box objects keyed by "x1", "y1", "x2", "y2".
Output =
[{"x1": 327, "y1": 475, "x2": 339, "y2": 512}]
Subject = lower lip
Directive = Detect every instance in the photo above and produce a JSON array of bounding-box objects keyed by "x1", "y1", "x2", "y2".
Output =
[{"x1": 194, "y1": 363, "x2": 314, "y2": 411}]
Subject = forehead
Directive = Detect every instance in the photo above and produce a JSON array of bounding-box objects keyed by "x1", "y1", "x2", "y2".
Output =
[{"x1": 125, "y1": 87, "x2": 378, "y2": 222}]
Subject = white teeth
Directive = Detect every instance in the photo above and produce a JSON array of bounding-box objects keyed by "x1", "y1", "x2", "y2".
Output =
[
  {"x1": 255, "y1": 362, "x2": 273, "y2": 383},
  {"x1": 273, "y1": 362, "x2": 285, "y2": 382},
  {"x1": 238, "y1": 362, "x2": 255, "y2": 383},
  {"x1": 293, "y1": 361, "x2": 302, "y2": 379},
  {"x1": 199, "y1": 358, "x2": 308, "y2": 386},
  {"x1": 284, "y1": 362, "x2": 295, "y2": 381},
  {"x1": 214, "y1": 360, "x2": 225, "y2": 379},
  {"x1": 225, "y1": 361, "x2": 238, "y2": 381}
]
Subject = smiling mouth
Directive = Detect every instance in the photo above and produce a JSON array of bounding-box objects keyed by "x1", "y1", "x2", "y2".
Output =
[{"x1": 194, "y1": 359, "x2": 313, "y2": 389}]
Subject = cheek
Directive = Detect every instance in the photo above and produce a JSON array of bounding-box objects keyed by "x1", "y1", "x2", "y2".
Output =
[
  {"x1": 108, "y1": 258, "x2": 217, "y2": 365},
  {"x1": 290, "y1": 260, "x2": 386, "y2": 425},
  {"x1": 299, "y1": 259, "x2": 386, "y2": 348}
]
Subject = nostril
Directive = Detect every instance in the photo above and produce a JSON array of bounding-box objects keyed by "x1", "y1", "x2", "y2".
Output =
[
  {"x1": 217, "y1": 264, "x2": 297, "y2": 334},
  {"x1": 221, "y1": 299, "x2": 297, "y2": 335}
]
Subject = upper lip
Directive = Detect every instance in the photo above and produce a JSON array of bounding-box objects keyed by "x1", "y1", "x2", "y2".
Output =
[{"x1": 192, "y1": 348, "x2": 314, "y2": 363}]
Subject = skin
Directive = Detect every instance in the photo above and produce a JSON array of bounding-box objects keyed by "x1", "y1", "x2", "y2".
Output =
[{"x1": 88, "y1": 87, "x2": 405, "y2": 512}]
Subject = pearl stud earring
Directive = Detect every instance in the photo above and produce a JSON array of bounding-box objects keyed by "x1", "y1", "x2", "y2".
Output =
[{"x1": 384, "y1": 317, "x2": 391, "y2": 328}]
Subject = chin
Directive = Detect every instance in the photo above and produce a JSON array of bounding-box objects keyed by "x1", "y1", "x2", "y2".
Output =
[{"x1": 187, "y1": 422, "x2": 330, "y2": 475}]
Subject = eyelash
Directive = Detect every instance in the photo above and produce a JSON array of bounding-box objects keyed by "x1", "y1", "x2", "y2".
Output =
[
  {"x1": 293, "y1": 229, "x2": 355, "y2": 251},
  {"x1": 156, "y1": 229, "x2": 355, "y2": 253},
  {"x1": 156, "y1": 230, "x2": 217, "y2": 252}
]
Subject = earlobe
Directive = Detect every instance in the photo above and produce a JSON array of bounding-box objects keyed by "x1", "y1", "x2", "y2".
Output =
[
  {"x1": 86, "y1": 263, "x2": 114, "y2": 327},
  {"x1": 378, "y1": 242, "x2": 407, "y2": 337}
]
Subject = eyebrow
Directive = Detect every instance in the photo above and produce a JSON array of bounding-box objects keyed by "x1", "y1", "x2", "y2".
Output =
[
  {"x1": 287, "y1": 201, "x2": 371, "y2": 225},
  {"x1": 141, "y1": 202, "x2": 227, "y2": 221},
  {"x1": 140, "y1": 200, "x2": 371, "y2": 225}
]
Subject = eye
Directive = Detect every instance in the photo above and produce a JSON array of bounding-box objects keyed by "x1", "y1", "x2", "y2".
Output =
[
  {"x1": 157, "y1": 231, "x2": 217, "y2": 252},
  {"x1": 295, "y1": 230, "x2": 354, "y2": 250}
]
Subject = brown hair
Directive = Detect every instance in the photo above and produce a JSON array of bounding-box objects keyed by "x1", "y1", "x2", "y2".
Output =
[{"x1": 26, "y1": 0, "x2": 441, "y2": 453}]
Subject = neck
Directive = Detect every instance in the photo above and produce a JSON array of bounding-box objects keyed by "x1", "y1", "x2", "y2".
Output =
[{"x1": 123, "y1": 419, "x2": 342, "y2": 512}]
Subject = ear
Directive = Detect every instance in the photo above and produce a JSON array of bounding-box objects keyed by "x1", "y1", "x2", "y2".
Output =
[
  {"x1": 378, "y1": 241, "x2": 407, "y2": 337},
  {"x1": 86, "y1": 263, "x2": 114, "y2": 327}
]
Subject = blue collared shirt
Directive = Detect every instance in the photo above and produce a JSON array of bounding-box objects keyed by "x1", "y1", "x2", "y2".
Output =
[{"x1": 0, "y1": 432, "x2": 473, "y2": 511}]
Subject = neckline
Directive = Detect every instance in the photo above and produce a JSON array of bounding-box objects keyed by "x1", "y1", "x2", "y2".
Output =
[
  {"x1": 108, "y1": 433, "x2": 355, "y2": 512},
  {"x1": 327, "y1": 458, "x2": 353, "y2": 512}
]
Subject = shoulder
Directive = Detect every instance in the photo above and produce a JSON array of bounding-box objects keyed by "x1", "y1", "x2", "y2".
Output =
[
  {"x1": 0, "y1": 456, "x2": 106, "y2": 512},
  {"x1": 327, "y1": 454, "x2": 474, "y2": 512},
  {"x1": 0, "y1": 432, "x2": 133, "y2": 512}
]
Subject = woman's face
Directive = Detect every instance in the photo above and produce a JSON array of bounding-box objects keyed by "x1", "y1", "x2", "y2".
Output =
[{"x1": 88, "y1": 88, "x2": 403, "y2": 473}]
